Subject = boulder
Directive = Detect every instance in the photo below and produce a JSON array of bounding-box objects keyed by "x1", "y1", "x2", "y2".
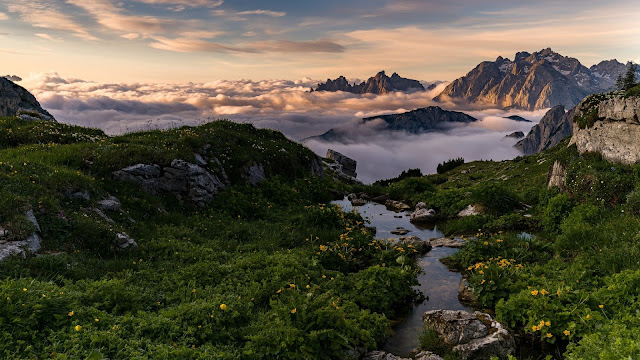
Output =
[
  {"x1": 350, "y1": 198, "x2": 367, "y2": 206},
  {"x1": 398, "y1": 235, "x2": 432, "y2": 254},
  {"x1": 69, "y1": 191, "x2": 91, "y2": 201},
  {"x1": 98, "y1": 196, "x2": 121, "y2": 212},
  {"x1": 25, "y1": 210, "x2": 42, "y2": 252},
  {"x1": 423, "y1": 310, "x2": 515, "y2": 360},
  {"x1": 385, "y1": 200, "x2": 411, "y2": 212},
  {"x1": 116, "y1": 233, "x2": 137, "y2": 249},
  {"x1": 326, "y1": 149, "x2": 357, "y2": 178},
  {"x1": 371, "y1": 194, "x2": 390, "y2": 204},
  {"x1": 430, "y1": 238, "x2": 464, "y2": 248},
  {"x1": 457, "y1": 205, "x2": 480, "y2": 217},
  {"x1": 391, "y1": 227, "x2": 411, "y2": 235},
  {"x1": 0, "y1": 210, "x2": 43, "y2": 262},
  {"x1": 458, "y1": 284, "x2": 478, "y2": 304},
  {"x1": 410, "y1": 203, "x2": 436, "y2": 223},
  {"x1": 243, "y1": 163, "x2": 266, "y2": 185},
  {"x1": 547, "y1": 160, "x2": 567, "y2": 190}
]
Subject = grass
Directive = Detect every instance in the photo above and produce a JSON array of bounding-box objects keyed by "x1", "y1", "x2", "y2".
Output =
[{"x1": 0, "y1": 116, "x2": 425, "y2": 359}]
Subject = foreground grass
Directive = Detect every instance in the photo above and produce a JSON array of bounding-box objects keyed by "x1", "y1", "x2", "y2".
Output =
[{"x1": 0, "y1": 117, "x2": 421, "y2": 359}]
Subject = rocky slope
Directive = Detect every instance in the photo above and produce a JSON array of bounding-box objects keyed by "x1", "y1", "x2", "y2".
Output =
[
  {"x1": 313, "y1": 71, "x2": 425, "y2": 94},
  {"x1": 0, "y1": 77, "x2": 55, "y2": 121},
  {"x1": 308, "y1": 106, "x2": 477, "y2": 143},
  {"x1": 434, "y1": 48, "x2": 639, "y2": 110},
  {"x1": 514, "y1": 105, "x2": 575, "y2": 155},
  {"x1": 570, "y1": 94, "x2": 640, "y2": 164}
]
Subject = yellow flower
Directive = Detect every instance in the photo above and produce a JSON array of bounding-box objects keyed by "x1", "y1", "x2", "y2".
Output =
[
  {"x1": 483, "y1": 241, "x2": 489, "y2": 246},
  {"x1": 95, "y1": 318, "x2": 99, "y2": 322},
  {"x1": 599, "y1": 304, "x2": 604, "y2": 309},
  {"x1": 22, "y1": 288, "x2": 27, "y2": 292},
  {"x1": 75, "y1": 325, "x2": 82, "y2": 331},
  {"x1": 276, "y1": 289, "x2": 282, "y2": 294},
  {"x1": 546, "y1": 333, "x2": 553, "y2": 338},
  {"x1": 563, "y1": 330, "x2": 570, "y2": 336},
  {"x1": 532, "y1": 325, "x2": 537, "y2": 332},
  {"x1": 541, "y1": 289, "x2": 549, "y2": 295},
  {"x1": 291, "y1": 308, "x2": 297, "y2": 314},
  {"x1": 545, "y1": 321, "x2": 551, "y2": 326},
  {"x1": 478, "y1": 270, "x2": 484, "y2": 274},
  {"x1": 220, "y1": 304, "x2": 227, "y2": 311},
  {"x1": 557, "y1": 290, "x2": 562, "y2": 297},
  {"x1": 481, "y1": 279, "x2": 486, "y2": 284},
  {"x1": 289, "y1": 284, "x2": 295, "y2": 288},
  {"x1": 322, "y1": 275, "x2": 326, "y2": 279},
  {"x1": 319, "y1": 245, "x2": 327, "y2": 251},
  {"x1": 586, "y1": 314, "x2": 591, "y2": 319},
  {"x1": 306, "y1": 285, "x2": 310, "y2": 289},
  {"x1": 531, "y1": 290, "x2": 539, "y2": 296},
  {"x1": 68, "y1": 311, "x2": 74, "y2": 316}
]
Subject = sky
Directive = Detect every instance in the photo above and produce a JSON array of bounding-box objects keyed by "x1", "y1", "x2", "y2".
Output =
[{"x1": 1, "y1": 0, "x2": 639, "y2": 83}]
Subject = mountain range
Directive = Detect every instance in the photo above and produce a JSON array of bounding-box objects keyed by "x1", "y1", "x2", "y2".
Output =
[
  {"x1": 0, "y1": 77, "x2": 55, "y2": 121},
  {"x1": 312, "y1": 71, "x2": 426, "y2": 94},
  {"x1": 434, "y1": 48, "x2": 639, "y2": 110}
]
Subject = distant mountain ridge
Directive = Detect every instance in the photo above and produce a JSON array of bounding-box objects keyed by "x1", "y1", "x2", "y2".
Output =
[
  {"x1": 434, "y1": 48, "x2": 639, "y2": 110},
  {"x1": 0, "y1": 77, "x2": 55, "y2": 121},
  {"x1": 306, "y1": 106, "x2": 477, "y2": 143},
  {"x1": 312, "y1": 71, "x2": 425, "y2": 94}
]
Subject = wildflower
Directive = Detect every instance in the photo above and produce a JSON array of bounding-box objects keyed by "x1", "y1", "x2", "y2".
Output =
[
  {"x1": 276, "y1": 289, "x2": 282, "y2": 294},
  {"x1": 481, "y1": 279, "x2": 486, "y2": 284},
  {"x1": 532, "y1": 325, "x2": 537, "y2": 332},
  {"x1": 95, "y1": 318, "x2": 99, "y2": 322},
  {"x1": 291, "y1": 308, "x2": 297, "y2": 314},
  {"x1": 483, "y1": 241, "x2": 489, "y2": 246},
  {"x1": 68, "y1": 311, "x2": 74, "y2": 316},
  {"x1": 586, "y1": 314, "x2": 591, "y2": 319},
  {"x1": 546, "y1": 333, "x2": 553, "y2": 338},
  {"x1": 540, "y1": 289, "x2": 549, "y2": 295},
  {"x1": 531, "y1": 290, "x2": 539, "y2": 296},
  {"x1": 22, "y1": 288, "x2": 27, "y2": 292},
  {"x1": 289, "y1": 284, "x2": 296, "y2": 288},
  {"x1": 220, "y1": 304, "x2": 227, "y2": 311},
  {"x1": 306, "y1": 285, "x2": 310, "y2": 289},
  {"x1": 599, "y1": 304, "x2": 604, "y2": 309},
  {"x1": 545, "y1": 321, "x2": 550, "y2": 326},
  {"x1": 75, "y1": 325, "x2": 82, "y2": 331},
  {"x1": 557, "y1": 290, "x2": 562, "y2": 297},
  {"x1": 319, "y1": 245, "x2": 327, "y2": 252},
  {"x1": 563, "y1": 330, "x2": 570, "y2": 336}
]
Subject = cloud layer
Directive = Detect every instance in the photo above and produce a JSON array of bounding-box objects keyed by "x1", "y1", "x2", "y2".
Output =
[{"x1": 18, "y1": 72, "x2": 549, "y2": 182}]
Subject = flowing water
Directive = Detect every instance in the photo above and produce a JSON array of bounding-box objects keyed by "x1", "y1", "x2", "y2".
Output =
[{"x1": 332, "y1": 198, "x2": 470, "y2": 357}]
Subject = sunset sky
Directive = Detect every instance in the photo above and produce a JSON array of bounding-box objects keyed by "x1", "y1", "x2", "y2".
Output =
[{"x1": 1, "y1": 0, "x2": 639, "y2": 83}]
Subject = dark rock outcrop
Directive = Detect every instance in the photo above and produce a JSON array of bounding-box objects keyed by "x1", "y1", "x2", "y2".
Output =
[
  {"x1": 313, "y1": 71, "x2": 424, "y2": 94},
  {"x1": 505, "y1": 131, "x2": 525, "y2": 139},
  {"x1": 324, "y1": 149, "x2": 360, "y2": 183},
  {"x1": 423, "y1": 310, "x2": 515, "y2": 360},
  {"x1": 547, "y1": 160, "x2": 567, "y2": 190},
  {"x1": 309, "y1": 106, "x2": 477, "y2": 143},
  {"x1": 434, "y1": 48, "x2": 638, "y2": 110},
  {"x1": 514, "y1": 105, "x2": 574, "y2": 155},
  {"x1": 0, "y1": 77, "x2": 55, "y2": 121},
  {"x1": 504, "y1": 115, "x2": 531, "y2": 122},
  {"x1": 113, "y1": 159, "x2": 227, "y2": 207}
]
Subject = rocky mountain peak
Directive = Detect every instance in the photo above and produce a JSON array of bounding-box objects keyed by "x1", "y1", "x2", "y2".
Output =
[
  {"x1": 0, "y1": 77, "x2": 55, "y2": 121},
  {"x1": 314, "y1": 71, "x2": 425, "y2": 95},
  {"x1": 434, "y1": 48, "x2": 633, "y2": 110}
]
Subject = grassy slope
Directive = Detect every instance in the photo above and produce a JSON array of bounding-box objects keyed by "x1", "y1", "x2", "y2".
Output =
[
  {"x1": 0, "y1": 117, "x2": 422, "y2": 359},
  {"x1": 358, "y1": 135, "x2": 640, "y2": 358}
]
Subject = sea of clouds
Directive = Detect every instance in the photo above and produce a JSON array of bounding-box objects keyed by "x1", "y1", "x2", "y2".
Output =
[{"x1": 20, "y1": 73, "x2": 547, "y2": 183}]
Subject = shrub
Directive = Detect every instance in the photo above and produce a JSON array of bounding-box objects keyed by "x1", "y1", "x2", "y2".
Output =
[
  {"x1": 374, "y1": 168, "x2": 423, "y2": 187},
  {"x1": 541, "y1": 193, "x2": 574, "y2": 233},
  {"x1": 470, "y1": 184, "x2": 520, "y2": 216},
  {"x1": 437, "y1": 158, "x2": 464, "y2": 174}
]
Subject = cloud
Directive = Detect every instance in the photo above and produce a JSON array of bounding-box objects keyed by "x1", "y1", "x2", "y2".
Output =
[
  {"x1": 35, "y1": 33, "x2": 63, "y2": 42},
  {"x1": 134, "y1": 0, "x2": 223, "y2": 7},
  {"x1": 250, "y1": 39, "x2": 344, "y2": 53},
  {"x1": 0, "y1": 12, "x2": 8, "y2": 20},
  {"x1": 237, "y1": 10, "x2": 286, "y2": 17},
  {"x1": 7, "y1": 2, "x2": 97, "y2": 40}
]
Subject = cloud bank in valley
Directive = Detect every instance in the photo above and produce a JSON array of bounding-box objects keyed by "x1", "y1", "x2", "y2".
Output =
[{"x1": 20, "y1": 73, "x2": 546, "y2": 182}]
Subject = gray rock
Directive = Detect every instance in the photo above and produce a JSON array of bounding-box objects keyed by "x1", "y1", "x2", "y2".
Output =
[
  {"x1": 310, "y1": 156, "x2": 325, "y2": 178},
  {"x1": 371, "y1": 194, "x2": 390, "y2": 204},
  {"x1": 410, "y1": 204, "x2": 436, "y2": 223},
  {"x1": 0, "y1": 77, "x2": 56, "y2": 121},
  {"x1": 398, "y1": 235, "x2": 433, "y2": 254},
  {"x1": 547, "y1": 161, "x2": 567, "y2": 190},
  {"x1": 430, "y1": 237, "x2": 464, "y2": 248},
  {"x1": 98, "y1": 196, "x2": 121, "y2": 212},
  {"x1": 326, "y1": 149, "x2": 358, "y2": 178},
  {"x1": 362, "y1": 351, "x2": 444, "y2": 360},
  {"x1": 457, "y1": 205, "x2": 480, "y2": 217},
  {"x1": 113, "y1": 160, "x2": 227, "y2": 205},
  {"x1": 350, "y1": 198, "x2": 367, "y2": 206},
  {"x1": 314, "y1": 71, "x2": 425, "y2": 95},
  {"x1": 116, "y1": 233, "x2": 137, "y2": 249},
  {"x1": 194, "y1": 153, "x2": 208, "y2": 166},
  {"x1": 423, "y1": 310, "x2": 515, "y2": 360},
  {"x1": 25, "y1": 210, "x2": 42, "y2": 252},
  {"x1": 458, "y1": 284, "x2": 478, "y2": 304},
  {"x1": 243, "y1": 163, "x2": 265, "y2": 186},
  {"x1": 0, "y1": 241, "x2": 28, "y2": 262},
  {"x1": 505, "y1": 131, "x2": 525, "y2": 139},
  {"x1": 92, "y1": 208, "x2": 115, "y2": 224},
  {"x1": 391, "y1": 227, "x2": 411, "y2": 235},
  {"x1": 570, "y1": 95, "x2": 640, "y2": 164},
  {"x1": 385, "y1": 200, "x2": 411, "y2": 212},
  {"x1": 0, "y1": 227, "x2": 8, "y2": 238}
]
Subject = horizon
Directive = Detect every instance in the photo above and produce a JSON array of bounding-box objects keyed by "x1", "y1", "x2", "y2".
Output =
[{"x1": 1, "y1": 0, "x2": 639, "y2": 84}]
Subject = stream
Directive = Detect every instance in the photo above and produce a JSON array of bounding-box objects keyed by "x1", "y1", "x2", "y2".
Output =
[{"x1": 332, "y1": 198, "x2": 470, "y2": 357}]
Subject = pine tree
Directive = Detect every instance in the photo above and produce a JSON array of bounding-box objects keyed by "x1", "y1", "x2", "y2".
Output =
[
  {"x1": 623, "y1": 62, "x2": 637, "y2": 90},
  {"x1": 616, "y1": 74, "x2": 624, "y2": 90}
]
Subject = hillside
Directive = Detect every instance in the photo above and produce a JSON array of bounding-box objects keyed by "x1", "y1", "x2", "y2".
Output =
[
  {"x1": 0, "y1": 116, "x2": 425, "y2": 359},
  {"x1": 434, "y1": 48, "x2": 638, "y2": 110}
]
